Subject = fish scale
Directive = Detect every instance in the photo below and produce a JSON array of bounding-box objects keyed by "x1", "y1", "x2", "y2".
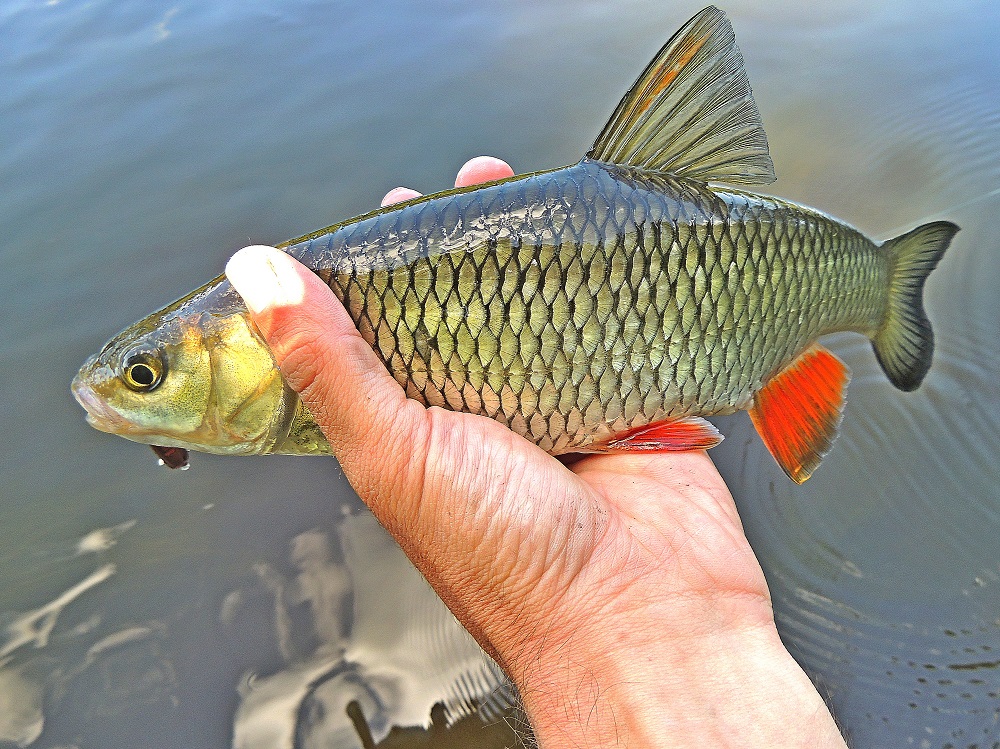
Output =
[
  {"x1": 73, "y1": 6, "x2": 957, "y2": 481},
  {"x1": 287, "y1": 159, "x2": 886, "y2": 454}
]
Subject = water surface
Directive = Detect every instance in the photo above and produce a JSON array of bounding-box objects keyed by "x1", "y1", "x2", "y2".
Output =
[{"x1": 2, "y1": 1, "x2": 998, "y2": 747}]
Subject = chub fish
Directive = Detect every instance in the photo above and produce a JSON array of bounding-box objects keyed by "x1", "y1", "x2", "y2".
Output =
[{"x1": 72, "y1": 6, "x2": 957, "y2": 482}]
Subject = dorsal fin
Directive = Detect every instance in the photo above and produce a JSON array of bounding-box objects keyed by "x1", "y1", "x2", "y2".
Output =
[{"x1": 587, "y1": 6, "x2": 775, "y2": 185}]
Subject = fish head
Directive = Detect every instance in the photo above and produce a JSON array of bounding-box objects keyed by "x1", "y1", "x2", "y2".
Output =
[{"x1": 72, "y1": 275, "x2": 327, "y2": 457}]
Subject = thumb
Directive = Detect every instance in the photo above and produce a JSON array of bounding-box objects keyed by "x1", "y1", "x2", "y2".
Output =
[{"x1": 224, "y1": 245, "x2": 430, "y2": 510}]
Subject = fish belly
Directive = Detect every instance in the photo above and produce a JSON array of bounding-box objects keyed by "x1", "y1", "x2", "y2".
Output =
[{"x1": 286, "y1": 161, "x2": 887, "y2": 453}]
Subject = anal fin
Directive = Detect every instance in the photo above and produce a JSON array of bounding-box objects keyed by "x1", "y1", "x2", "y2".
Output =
[
  {"x1": 580, "y1": 416, "x2": 723, "y2": 454},
  {"x1": 748, "y1": 344, "x2": 850, "y2": 484}
]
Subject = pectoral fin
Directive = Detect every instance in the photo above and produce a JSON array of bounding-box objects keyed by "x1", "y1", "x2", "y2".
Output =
[
  {"x1": 151, "y1": 445, "x2": 190, "y2": 470},
  {"x1": 580, "y1": 416, "x2": 723, "y2": 454},
  {"x1": 748, "y1": 344, "x2": 850, "y2": 483}
]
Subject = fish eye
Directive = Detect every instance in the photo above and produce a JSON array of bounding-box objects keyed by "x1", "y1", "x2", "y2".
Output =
[{"x1": 121, "y1": 349, "x2": 165, "y2": 392}]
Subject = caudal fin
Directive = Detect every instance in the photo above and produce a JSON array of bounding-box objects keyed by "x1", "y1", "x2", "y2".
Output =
[{"x1": 872, "y1": 221, "x2": 959, "y2": 391}]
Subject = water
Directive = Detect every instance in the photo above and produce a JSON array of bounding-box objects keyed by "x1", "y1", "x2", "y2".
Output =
[{"x1": 2, "y1": 1, "x2": 998, "y2": 747}]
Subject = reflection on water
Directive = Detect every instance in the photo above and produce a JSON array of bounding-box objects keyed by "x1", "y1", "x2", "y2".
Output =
[
  {"x1": 0, "y1": 565, "x2": 115, "y2": 746},
  {"x1": 0, "y1": 511, "x2": 520, "y2": 748},
  {"x1": 1, "y1": 565, "x2": 116, "y2": 662},
  {"x1": 231, "y1": 511, "x2": 516, "y2": 748},
  {"x1": 2, "y1": 0, "x2": 999, "y2": 747}
]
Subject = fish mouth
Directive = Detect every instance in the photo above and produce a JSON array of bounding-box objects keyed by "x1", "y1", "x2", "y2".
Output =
[{"x1": 71, "y1": 374, "x2": 129, "y2": 434}]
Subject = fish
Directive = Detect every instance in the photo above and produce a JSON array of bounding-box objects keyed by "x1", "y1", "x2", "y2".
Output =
[{"x1": 72, "y1": 6, "x2": 957, "y2": 483}]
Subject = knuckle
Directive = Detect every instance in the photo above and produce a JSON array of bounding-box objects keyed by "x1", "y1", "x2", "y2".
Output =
[{"x1": 271, "y1": 319, "x2": 331, "y2": 399}]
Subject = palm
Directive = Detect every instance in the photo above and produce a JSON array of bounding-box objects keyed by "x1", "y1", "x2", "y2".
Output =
[{"x1": 371, "y1": 400, "x2": 772, "y2": 668}]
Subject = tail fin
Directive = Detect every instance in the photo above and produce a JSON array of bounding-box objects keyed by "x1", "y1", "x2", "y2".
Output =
[{"x1": 872, "y1": 221, "x2": 959, "y2": 391}]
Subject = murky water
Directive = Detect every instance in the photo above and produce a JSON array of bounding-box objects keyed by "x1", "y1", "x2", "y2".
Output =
[{"x1": 2, "y1": 1, "x2": 998, "y2": 747}]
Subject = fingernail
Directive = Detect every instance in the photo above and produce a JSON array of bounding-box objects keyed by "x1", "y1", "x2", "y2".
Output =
[{"x1": 225, "y1": 245, "x2": 306, "y2": 315}]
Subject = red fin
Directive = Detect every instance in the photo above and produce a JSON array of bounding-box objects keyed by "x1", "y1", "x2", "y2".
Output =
[
  {"x1": 582, "y1": 417, "x2": 723, "y2": 454},
  {"x1": 748, "y1": 344, "x2": 850, "y2": 484}
]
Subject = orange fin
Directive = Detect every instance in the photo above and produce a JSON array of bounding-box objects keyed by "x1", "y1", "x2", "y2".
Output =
[
  {"x1": 748, "y1": 344, "x2": 850, "y2": 484},
  {"x1": 582, "y1": 417, "x2": 723, "y2": 454}
]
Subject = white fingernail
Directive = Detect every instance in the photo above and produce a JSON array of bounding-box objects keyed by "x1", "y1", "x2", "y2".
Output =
[{"x1": 226, "y1": 245, "x2": 305, "y2": 314}]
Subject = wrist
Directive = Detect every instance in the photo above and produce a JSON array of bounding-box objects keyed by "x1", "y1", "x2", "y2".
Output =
[{"x1": 509, "y1": 608, "x2": 846, "y2": 749}]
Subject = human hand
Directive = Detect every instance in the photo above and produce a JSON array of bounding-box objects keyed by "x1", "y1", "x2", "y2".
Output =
[{"x1": 225, "y1": 157, "x2": 847, "y2": 749}]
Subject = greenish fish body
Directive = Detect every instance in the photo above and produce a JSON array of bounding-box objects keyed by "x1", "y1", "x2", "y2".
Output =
[
  {"x1": 296, "y1": 163, "x2": 881, "y2": 451},
  {"x1": 73, "y1": 7, "x2": 957, "y2": 481}
]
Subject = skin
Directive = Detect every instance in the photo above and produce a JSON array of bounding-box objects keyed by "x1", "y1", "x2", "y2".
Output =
[{"x1": 225, "y1": 156, "x2": 849, "y2": 749}]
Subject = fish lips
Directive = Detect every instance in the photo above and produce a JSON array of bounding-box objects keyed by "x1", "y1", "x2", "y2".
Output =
[
  {"x1": 71, "y1": 371, "x2": 130, "y2": 434},
  {"x1": 72, "y1": 374, "x2": 191, "y2": 468}
]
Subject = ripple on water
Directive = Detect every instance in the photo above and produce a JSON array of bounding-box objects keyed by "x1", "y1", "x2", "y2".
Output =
[{"x1": 716, "y1": 188, "x2": 1000, "y2": 746}]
